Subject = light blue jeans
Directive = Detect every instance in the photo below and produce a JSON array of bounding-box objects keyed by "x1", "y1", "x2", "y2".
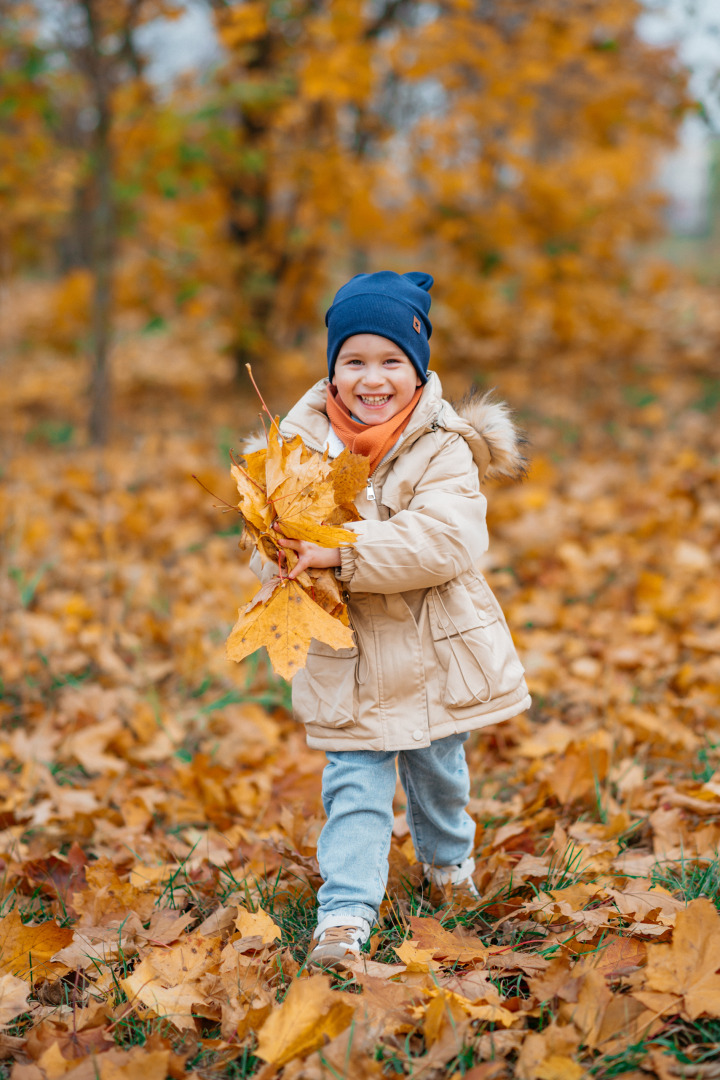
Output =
[{"x1": 316, "y1": 733, "x2": 475, "y2": 928}]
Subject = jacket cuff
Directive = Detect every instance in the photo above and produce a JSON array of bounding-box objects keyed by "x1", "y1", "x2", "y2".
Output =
[{"x1": 337, "y1": 544, "x2": 357, "y2": 583}]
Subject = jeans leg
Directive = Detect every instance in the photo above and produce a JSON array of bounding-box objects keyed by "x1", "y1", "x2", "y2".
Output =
[
  {"x1": 316, "y1": 749, "x2": 398, "y2": 927},
  {"x1": 397, "y1": 733, "x2": 475, "y2": 867}
]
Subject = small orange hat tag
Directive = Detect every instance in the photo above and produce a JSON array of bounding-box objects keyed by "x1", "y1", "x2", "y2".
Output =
[{"x1": 413, "y1": 316, "x2": 421, "y2": 333}]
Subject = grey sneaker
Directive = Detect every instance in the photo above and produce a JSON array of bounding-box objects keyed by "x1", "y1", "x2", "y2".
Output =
[
  {"x1": 308, "y1": 923, "x2": 370, "y2": 970},
  {"x1": 423, "y1": 856, "x2": 480, "y2": 906}
]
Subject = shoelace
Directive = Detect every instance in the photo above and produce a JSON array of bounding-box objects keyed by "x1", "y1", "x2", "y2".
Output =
[{"x1": 318, "y1": 926, "x2": 361, "y2": 946}]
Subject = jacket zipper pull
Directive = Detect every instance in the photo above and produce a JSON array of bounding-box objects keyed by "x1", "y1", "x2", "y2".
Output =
[{"x1": 366, "y1": 477, "x2": 376, "y2": 501}]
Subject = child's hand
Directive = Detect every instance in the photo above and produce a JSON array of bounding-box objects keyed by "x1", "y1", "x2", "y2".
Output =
[{"x1": 275, "y1": 532, "x2": 342, "y2": 579}]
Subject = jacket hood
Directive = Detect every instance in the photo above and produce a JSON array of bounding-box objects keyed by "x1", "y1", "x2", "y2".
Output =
[
  {"x1": 444, "y1": 388, "x2": 528, "y2": 482},
  {"x1": 245, "y1": 373, "x2": 527, "y2": 483}
]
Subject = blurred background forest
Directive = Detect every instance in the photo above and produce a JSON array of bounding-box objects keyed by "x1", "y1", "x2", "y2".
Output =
[
  {"x1": 1, "y1": 0, "x2": 719, "y2": 444},
  {"x1": 2, "y1": 3, "x2": 720, "y2": 1076}
]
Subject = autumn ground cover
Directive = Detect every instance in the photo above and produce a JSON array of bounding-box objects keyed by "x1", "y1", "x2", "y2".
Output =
[{"x1": 1, "y1": 281, "x2": 720, "y2": 1080}]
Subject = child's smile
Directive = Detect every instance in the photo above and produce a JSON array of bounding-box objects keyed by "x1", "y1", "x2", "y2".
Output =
[
  {"x1": 332, "y1": 334, "x2": 421, "y2": 425},
  {"x1": 358, "y1": 393, "x2": 391, "y2": 408}
]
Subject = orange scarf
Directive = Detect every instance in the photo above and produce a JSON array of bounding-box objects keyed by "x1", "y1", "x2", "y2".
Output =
[{"x1": 326, "y1": 384, "x2": 423, "y2": 475}]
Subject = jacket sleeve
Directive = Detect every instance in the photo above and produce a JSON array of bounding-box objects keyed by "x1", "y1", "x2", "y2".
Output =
[{"x1": 337, "y1": 433, "x2": 489, "y2": 594}]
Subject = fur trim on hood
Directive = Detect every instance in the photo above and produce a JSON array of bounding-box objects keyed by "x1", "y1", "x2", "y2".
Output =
[
  {"x1": 241, "y1": 429, "x2": 270, "y2": 456},
  {"x1": 452, "y1": 388, "x2": 529, "y2": 482}
]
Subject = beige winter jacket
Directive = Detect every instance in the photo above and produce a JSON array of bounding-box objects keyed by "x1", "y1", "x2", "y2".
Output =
[{"x1": 268, "y1": 372, "x2": 531, "y2": 751}]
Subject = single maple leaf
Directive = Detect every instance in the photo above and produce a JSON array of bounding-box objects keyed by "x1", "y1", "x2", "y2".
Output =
[
  {"x1": 50, "y1": 917, "x2": 144, "y2": 969},
  {"x1": 394, "y1": 940, "x2": 441, "y2": 973},
  {"x1": 255, "y1": 975, "x2": 357, "y2": 1066},
  {"x1": 306, "y1": 567, "x2": 347, "y2": 619},
  {"x1": 329, "y1": 447, "x2": 371, "y2": 509},
  {"x1": 264, "y1": 424, "x2": 307, "y2": 500},
  {"x1": 421, "y1": 989, "x2": 469, "y2": 1048},
  {"x1": 569, "y1": 969, "x2": 613, "y2": 1048},
  {"x1": 0, "y1": 910, "x2": 73, "y2": 980},
  {"x1": 226, "y1": 578, "x2": 355, "y2": 681},
  {"x1": 122, "y1": 935, "x2": 220, "y2": 1032},
  {"x1": 644, "y1": 897, "x2": 720, "y2": 1020},
  {"x1": 408, "y1": 916, "x2": 488, "y2": 965},
  {"x1": 100, "y1": 1048, "x2": 171, "y2": 1080},
  {"x1": 0, "y1": 973, "x2": 30, "y2": 1025},
  {"x1": 422, "y1": 986, "x2": 515, "y2": 1033},
  {"x1": 234, "y1": 908, "x2": 281, "y2": 944}
]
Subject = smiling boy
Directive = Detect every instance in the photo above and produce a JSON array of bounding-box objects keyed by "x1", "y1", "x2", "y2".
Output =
[{"x1": 256, "y1": 269, "x2": 530, "y2": 968}]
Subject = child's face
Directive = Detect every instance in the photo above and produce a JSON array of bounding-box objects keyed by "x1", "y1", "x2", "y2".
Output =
[{"x1": 332, "y1": 334, "x2": 421, "y2": 425}]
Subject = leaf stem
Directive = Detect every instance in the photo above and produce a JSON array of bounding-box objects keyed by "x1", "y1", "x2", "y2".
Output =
[
  {"x1": 228, "y1": 458, "x2": 266, "y2": 495},
  {"x1": 246, "y1": 364, "x2": 279, "y2": 433},
  {"x1": 191, "y1": 474, "x2": 240, "y2": 512}
]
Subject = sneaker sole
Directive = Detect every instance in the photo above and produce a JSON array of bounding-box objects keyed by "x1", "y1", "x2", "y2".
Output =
[{"x1": 307, "y1": 946, "x2": 359, "y2": 972}]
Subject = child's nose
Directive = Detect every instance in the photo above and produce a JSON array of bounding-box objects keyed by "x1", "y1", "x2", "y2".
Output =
[{"x1": 362, "y1": 368, "x2": 386, "y2": 386}]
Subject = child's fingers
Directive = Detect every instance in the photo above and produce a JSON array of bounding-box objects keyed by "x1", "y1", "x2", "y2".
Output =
[
  {"x1": 277, "y1": 536, "x2": 301, "y2": 552},
  {"x1": 288, "y1": 551, "x2": 311, "y2": 580}
]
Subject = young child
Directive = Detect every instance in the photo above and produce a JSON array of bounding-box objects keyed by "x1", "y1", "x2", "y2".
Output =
[{"x1": 265, "y1": 270, "x2": 530, "y2": 968}]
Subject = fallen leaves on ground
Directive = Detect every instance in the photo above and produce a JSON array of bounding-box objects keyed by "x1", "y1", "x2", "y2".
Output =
[{"x1": 1, "y1": 321, "x2": 720, "y2": 1077}]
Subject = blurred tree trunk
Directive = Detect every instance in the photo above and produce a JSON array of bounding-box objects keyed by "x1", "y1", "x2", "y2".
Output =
[
  {"x1": 209, "y1": 0, "x2": 415, "y2": 381},
  {"x1": 81, "y1": 0, "x2": 115, "y2": 446}
]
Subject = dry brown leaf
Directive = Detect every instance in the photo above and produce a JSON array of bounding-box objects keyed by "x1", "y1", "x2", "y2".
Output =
[
  {"x1": 122, "y1": 935, "x2": 220, "y2": 1031},
  {"x1": 606, "y1": 886, "x2": 684, "y2": 926},
  {"x1": 0, "y1": 911, "x2": 73, "y2": 981},
  {"x1": 0, "y1": 973, "x2": 30, "y2": 1026},
  {"x1": 328, "y1": 448, "x2": 371, "y2": 512},
  {"x1": 421, "y1": 989, "x2": 468, "y2": 1047},
  {"x1": 394, "y1": 940, "x2": 442, "y2": 973},
  {"x1": 644, "y1": 898, "x2": 720, "y2": 1019},
  {"x1": 99, "y1": 1048, "x2": 170, "y2": 1080},
  {"x1": 73, "y1": 858, "x2": 156, "y2": 924},
  {"x1": 408, "y1": 916, "x2": 488, "y2": 965},
  {"x1": 281, "y1": 1022, "x2": 384, "y2": 1080},
  {"x1": 566, "y1": 969, "x2": 612, "y2": 1047},
  {"x1": 234, "y1": 908, "x2": 280, "y2": 944},
  {"x1": 422, "y1": 986, "x2": 516, "y2": 1030},
  {"x1": 515, "y1": 1022, "x2": 583, "y2": 1080},
  {"x1": 254, "y1": 975, "x2": 357, "y2": 1066},
  {"x1": 547, "y1": 735, "x2": 611, "y2": 804},
  {"x1": 573, "y1": 935, "x2": 647, "y2": 978}
]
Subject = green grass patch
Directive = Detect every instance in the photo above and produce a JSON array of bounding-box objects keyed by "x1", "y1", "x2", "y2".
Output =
[{"x1": 652, "y1": 857, "x2": 720, "y2": 911}]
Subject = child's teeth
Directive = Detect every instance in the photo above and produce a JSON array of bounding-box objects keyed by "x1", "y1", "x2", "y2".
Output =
[{"x1": 361, "y1": 395, "x2": 390, "y2": 404}]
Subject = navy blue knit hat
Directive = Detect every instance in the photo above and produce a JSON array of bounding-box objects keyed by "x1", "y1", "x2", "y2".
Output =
[{"x1": 325, "y1": 270, "x2": 433, "y2": 383}]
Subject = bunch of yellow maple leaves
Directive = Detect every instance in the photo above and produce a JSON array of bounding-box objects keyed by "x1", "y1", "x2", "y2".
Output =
[{"x1": 225, "y1": 409, "x2": 369, "y2": 680}]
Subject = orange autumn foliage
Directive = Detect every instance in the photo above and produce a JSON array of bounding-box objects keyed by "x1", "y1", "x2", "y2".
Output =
[
  {"x1": 2, "y1": 3, "x2": 720, "y2": 1077},
  {"x1": 0, "y1": 0, "x2": 694, "y2": 418}
]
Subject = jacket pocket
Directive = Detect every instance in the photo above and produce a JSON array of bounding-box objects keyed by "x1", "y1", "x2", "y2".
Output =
[
  {"x1": 428, "y1": 583, "x2": 525, "y2": 709},
  {"x1": 291, "y1": 640, "x2": 358, "y2": 729}
]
